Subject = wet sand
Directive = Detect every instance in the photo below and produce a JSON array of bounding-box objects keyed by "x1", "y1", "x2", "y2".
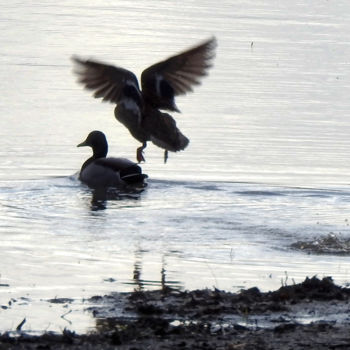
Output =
[{"x1": 1, "y1": 277, "x2": 350, "y2": 349}]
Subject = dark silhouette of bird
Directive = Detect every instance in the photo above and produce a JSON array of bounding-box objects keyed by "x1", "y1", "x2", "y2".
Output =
[
  {"x1": 72, "y1": 37, "x2": 217, "y2": 163},
  {"x1": 77, "y1": 130, "x2": 147, "y2": 189}
]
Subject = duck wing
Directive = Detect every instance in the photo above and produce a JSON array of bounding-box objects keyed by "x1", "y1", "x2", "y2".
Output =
[
  {"x1": 72, "y1": 56, "x2": 142, "y2": 106},
  {"x1": 140, "y1": 37, "x2": 217, "y2": 112},
  {"x1": 95, "y1": 157, "x2": 136, "y2": 171},
  {"x1": 95, "y1": 158, "x2": 148, "y2": 184}
]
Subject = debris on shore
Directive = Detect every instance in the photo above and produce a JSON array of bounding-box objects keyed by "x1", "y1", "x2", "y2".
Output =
[{"x1": 1, "y1": 276, "x2": 350, "y2": 349}]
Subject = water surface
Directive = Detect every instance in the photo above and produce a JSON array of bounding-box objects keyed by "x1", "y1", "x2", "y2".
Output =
[{"x1": 1, "y1": 0, "x2": 350, "y2": 334}]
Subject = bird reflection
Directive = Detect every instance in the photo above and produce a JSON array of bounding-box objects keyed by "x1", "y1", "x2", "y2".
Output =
[
  {"x1": 161, "y1": 255, "x2": 166, "y2": 290},
  {"x1": 93, "y1": 249, "x2": 183, "y2": 333},
  {"x1": 89, "y1": 187, "x2": 144, "y2": 211},
  {"x1": 132, "y1": 248, "x2": 181, "y2": 291},
  {"x1": 90, "y1": 189, "x2": 108, "y2": 210},
  {"x1": 133, "y1": 248, "x2": 144, "y2": 291}
]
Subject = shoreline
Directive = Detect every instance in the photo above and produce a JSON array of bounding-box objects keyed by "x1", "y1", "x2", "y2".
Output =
[{"x1": 1, "y1": 276, "x2": 350, "y2": 349}]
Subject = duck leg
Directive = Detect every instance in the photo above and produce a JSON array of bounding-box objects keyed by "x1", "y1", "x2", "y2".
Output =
[
  {"x1": 137, "y1": 142, "x2": 147, "y2": 163},
  {"x1": 164, "y1": 150, "x2": 169, "y2": 164}
]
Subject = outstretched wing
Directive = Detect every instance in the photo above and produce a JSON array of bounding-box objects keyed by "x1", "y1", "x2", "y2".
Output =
[
  {"x1": 72, "y1": 56, "x2": 142, "y2": 105},
  {"x1": 141, "y1": 37, "x2": 217, "y2": 111}
]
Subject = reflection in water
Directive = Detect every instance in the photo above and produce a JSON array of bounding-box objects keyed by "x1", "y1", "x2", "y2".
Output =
[
  {"x1": 130, "y1": 248, "x2": 182, "y2": 291},
  {"x1": 161, "y1": 254, "x2": 167, "y2": 291},
  {"x1": 133, "y1": 248, "x2": 143, "y2": 291},
  {"x1": 89, "y1": 187, "x2": 146, "y2": 211},
  {"x1": 90, "y1": 189, "x2": 108, "y2": 211},
  {"x1": 93, "y1": 248, "x2": 184, "y2": 333},
  {"x1": 2, "y1": 0, "x2": 350, "y2": 335}
]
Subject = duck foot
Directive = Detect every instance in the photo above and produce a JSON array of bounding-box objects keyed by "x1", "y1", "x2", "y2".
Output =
[{"x1": 137, "y1": 142, "x2": 147, "y2": 163}]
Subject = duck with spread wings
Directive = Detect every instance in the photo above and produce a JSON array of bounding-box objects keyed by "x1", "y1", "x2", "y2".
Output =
[{"x1": 72, "y1": 37, "x2": 217, "y2": 163}]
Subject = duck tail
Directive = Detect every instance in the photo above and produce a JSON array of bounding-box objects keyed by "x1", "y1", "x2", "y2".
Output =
[
  {"x1": 120, "y1": 165, "x2": 148, "y2": 184},
  {"x1": 176, "y1": 132, "x2": 190, "y2": 151},
  {"x1": 147, "y1": 110, "x2": 190, "y2": 152}
]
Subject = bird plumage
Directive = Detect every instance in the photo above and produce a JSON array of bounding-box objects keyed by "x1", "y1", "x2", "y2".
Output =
[
  {"x1": 77, "y1": 131, "x2": 147, "y2": 189},
  {"x1": 72, "y1": 37, "x2": 217, "y2": 162}
]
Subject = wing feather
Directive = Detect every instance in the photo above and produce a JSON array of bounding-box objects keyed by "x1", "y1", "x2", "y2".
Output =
[
  {"x1": 141, "y1": 37, "x2": 217, "y2": 109},
  {"x1": 72, "y1": 56, "x2": 141, "y2": 105}
]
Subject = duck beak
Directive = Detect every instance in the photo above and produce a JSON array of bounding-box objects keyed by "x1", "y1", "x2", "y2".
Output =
[{"x1": 77, "y1": 140, "x2": 88, "y2": 147}]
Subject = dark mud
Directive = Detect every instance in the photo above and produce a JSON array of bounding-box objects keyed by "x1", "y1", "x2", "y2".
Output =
[
  {"x1": 1, "y1": 277, "x2": 350, "y2": 349},
  {"x1": 291, "y1": 232, "x2": 350, "y2": 255}
]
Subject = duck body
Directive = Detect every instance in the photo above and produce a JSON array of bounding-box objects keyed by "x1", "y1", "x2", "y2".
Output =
[
  {"x1": 114, "y1": 102, "x2": 149, "y2": 144},
  {"x1": 77, "y1": 131, "x2": 147, "y2": 189},
  {"x1": 114, "y1": 103, "x2": 189, "y2": 162},
  {"x1": 72, "y1": 37, "x2": 216, "y2": 162},
  {"x1": 142, "y1": 105, "x2": 189, "y2": 153}
]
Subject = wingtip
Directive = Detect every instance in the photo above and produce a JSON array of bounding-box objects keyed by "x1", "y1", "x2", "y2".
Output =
[
  {"x1": 206, "y1": 36, "x2": 218, "y2": 56},
  {"x1": 208, "y1": 35, "x2": 217, "y2": 44},
  {"x1": 71, "y1": 55, "x2": 86, "y2": 76},
  {"x1": 196, "y1": 36, "x2": 217, "y2": 62},
  {"x1": 201, "y1": 36, "x2": 218, "y2": 50},
  {"x1": 210, "y1": 36, "x2": 218, "y2": 48},
  {"x1": 71, "y1": 55, "x2": 82, "y2": 63}
]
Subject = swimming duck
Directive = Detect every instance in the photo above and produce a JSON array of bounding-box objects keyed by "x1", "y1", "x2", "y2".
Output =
[
  {"x1": 72, "y1": 37, "x2": 217, "y2": 163},
  {"x1": 77, "y1": 130, "x2": 148, "y2": 189}
]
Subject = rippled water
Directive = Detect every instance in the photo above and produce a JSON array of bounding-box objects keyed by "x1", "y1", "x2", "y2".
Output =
[{"x1": 1, "y1": 0, "x2": 350, "y2": 334}]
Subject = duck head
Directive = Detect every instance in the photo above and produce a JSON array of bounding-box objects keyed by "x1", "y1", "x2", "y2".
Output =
[{"x1": 77, "y1": 130, "x2": 108, "y2": 159}]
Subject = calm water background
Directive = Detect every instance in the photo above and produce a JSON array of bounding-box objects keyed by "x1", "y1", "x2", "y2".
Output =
[{"x1": 1, "y1": 0, "x2": 350, "y2": 333}]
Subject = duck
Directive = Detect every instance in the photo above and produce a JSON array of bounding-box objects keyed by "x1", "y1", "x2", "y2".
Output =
[
  {"x1": 77, "y1": 130, "x2": 148, "y2": 189},
  {"x1": 72, "y1": 37, "x2": 217, "y2": 163}
]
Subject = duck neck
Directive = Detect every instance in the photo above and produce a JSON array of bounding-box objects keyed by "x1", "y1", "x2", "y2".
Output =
[
  {"x1": 92, "y1": 144, "x2": 108, "y2": 159},
  {"x1": 81, "y1": 144, "x2": 108, "y2": 172}
]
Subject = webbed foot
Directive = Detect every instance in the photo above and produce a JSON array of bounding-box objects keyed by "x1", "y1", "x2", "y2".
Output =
[{"x1": 137, "y1": 142, "x2": 147, "y2": 163}]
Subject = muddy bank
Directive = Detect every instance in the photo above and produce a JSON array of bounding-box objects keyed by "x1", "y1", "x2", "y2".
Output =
[
  {"x1": 1, "y1": 276, "x2": 350, "y2": 349},
  {"x1": 291, "y1": 232, "x2": 350, "y2": 255}
]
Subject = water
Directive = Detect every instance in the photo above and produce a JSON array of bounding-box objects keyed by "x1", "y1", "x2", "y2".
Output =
[{"x1": 1, "y1": 0, "x2": 350, "y2": 334}]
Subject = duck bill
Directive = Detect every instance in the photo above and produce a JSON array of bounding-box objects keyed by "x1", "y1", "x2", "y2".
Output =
[{"x1": 77, "y1": 140, "x2": 88, "y2": 147}]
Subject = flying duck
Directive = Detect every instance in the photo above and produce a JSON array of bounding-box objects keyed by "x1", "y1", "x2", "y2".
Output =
[
  {"x1": 77, "y1": 130, "x2": 148, "y2": 189},
  {"x1": 72, "y1": 37, "x2": 217, "y2": 163}
]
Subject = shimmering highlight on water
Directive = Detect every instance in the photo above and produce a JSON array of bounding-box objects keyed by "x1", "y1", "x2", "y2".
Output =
[{"x1": 0, "y1": 0, "x2": 350, "y2": 334}]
